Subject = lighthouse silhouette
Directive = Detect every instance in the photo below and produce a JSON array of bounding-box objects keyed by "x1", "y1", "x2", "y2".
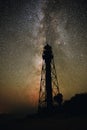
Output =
[{"x1": 38, "y1": 44, "x2": 63, "y2": 114}]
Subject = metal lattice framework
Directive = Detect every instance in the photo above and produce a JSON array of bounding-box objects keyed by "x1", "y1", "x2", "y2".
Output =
[{"x1": 38, "y1": 44, "x2": 61, "y2": 112}]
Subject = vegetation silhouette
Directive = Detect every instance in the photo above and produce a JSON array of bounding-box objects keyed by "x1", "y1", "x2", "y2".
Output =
[{"x1": 63, "y1": 93, "x2": 87, "y2": 116}]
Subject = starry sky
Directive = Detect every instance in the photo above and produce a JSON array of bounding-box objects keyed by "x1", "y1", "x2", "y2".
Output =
[{"x1": 0, "y1": 0, "x2": 87, "y2": 114}]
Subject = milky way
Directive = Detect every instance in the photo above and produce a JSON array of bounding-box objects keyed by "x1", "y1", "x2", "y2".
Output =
[{"x1": 0, "y1": 0, "x2": 87, "y2": 113}]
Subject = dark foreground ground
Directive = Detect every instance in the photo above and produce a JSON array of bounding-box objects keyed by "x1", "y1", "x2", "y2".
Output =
[
  {"x1": 0, "y1": 93, "x2": 87, "y2": 129},
  {"x1": 0, "y1": 114, "x2": 87, "y2": 130}
]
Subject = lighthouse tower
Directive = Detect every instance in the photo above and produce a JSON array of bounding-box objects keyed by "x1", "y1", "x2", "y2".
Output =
[{"x1": 38, "y1": 44, "x2": 63, "y2": 114}]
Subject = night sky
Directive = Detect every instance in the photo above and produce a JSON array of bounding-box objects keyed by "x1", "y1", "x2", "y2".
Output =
[{"x1": 0, "y1": 0, "x2": 87, "y2": 114}]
